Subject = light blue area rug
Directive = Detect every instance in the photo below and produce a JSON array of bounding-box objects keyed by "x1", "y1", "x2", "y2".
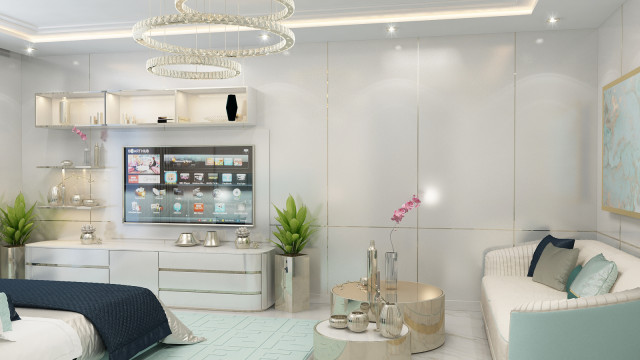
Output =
[{"x1": 137, "y1": 312, "x2": 318, "y2": 360}]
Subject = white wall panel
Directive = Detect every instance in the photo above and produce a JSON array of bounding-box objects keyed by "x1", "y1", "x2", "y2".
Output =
[
  {"x1": 328, "y1": 38, "x2": 418, "y2": 228},
  {"x1": 327, "y1": 227, "x2": 417, "y2": 291},
  {"x1": 515, "y1": 30, "x2": 598, "y2": 231},
  {"x1": 418, "y1": 33, "x2": 515, "y2": 230},
  {"x1": 0, "y1": 51, "x2": 22, "y2": 205},
  {"x1": 418, "y1": 229, "x2": 512, "y2": 303},
  {"x1": 622, "y1": 0, "x2": 640, "y2": 73},
  {"x1": 597, "y1": 9, "x2": 623, "y2": 241},
  {"x1": 514, "y1": 230, "x2": 598, "y2": 245}
]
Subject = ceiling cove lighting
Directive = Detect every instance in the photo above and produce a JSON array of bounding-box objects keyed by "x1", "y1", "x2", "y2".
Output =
[
  {"x1": 547, "y1": 16, "x2": 559, "y2": 24},
  {"x1": 387, "y1": 25, "x2": 397, "y2": 34},
  {"x1": 132, "y1": 0, "x2": 295, "y2": 80}
]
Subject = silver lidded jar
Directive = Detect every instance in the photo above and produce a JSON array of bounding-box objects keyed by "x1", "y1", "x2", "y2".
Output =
[
  {"x1": 347, "y1": 311, "x2": 369, "y2": 333},
  {"x1": 379, "y1": 302, "x2": 404, "y2": 338},
  {"x1": 80, "y1": 224, "x2": 97, "y2": 245},
  {"x1": 235, "y1": 227, "x2": 251, "y2": 249}
]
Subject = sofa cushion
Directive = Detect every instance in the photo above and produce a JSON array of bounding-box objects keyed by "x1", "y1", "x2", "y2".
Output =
[
  {"x1": 569, "y1": 253, "x2": 618, "y2": 298},
  {"x1": 533, "y1": 244, "x2": 579, "y2": 291},
  {"x1": 481, "y1": 276, "x2": 567, "y2": 359},
  {"x1": 566, "y1": 265, "x2": 582, "y2": 299},
  {"x1": 573, "y1": 241, "x2": 640, "y2": 293},
  {"x1": 527, "y1": 235, "x2": 575, "y2": 277}
]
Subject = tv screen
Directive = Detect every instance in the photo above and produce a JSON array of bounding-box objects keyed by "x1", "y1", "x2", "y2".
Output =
[{"x1": 123, "y1": 145, "x2": 254, "y2": 225}]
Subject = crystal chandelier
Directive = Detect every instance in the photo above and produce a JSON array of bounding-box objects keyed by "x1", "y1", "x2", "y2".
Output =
[{"x1": 132, "y1": 0, "x2": 295, "y2": 80}]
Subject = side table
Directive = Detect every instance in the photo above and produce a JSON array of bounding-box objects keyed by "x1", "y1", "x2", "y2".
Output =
[
  {"x1": 331, "y1": 281, "x2": 445, "y2": 353},
  {"x1": 313, "y1": 320, "x2": 411, "y2": 360}
]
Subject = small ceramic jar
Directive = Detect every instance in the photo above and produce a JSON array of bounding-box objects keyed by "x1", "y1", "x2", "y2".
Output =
[{"x1": 347, "y1": 311, "x2": 369, "y2": 333}]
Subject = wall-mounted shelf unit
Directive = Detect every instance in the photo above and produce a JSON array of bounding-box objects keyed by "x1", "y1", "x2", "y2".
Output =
[
  {"x1": 35, "y1": 86, "x2": 255, "y2": 129},
  {"x1": 37, "y1": 164, "x2": 105, "y2": 211}
]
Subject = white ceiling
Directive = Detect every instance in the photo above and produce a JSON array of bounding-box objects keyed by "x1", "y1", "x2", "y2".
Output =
[{"x1": 0, "y1": 0, "x2": 625, "y2": 56}]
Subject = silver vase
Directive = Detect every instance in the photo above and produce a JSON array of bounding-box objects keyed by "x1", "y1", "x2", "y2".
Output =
[
  {"x1": 347, "y1": 311, "x2": 369, "y2": 333},
  {"x1": 0, "y1": 246, "x2": 25, "y2": 279},
  {"x1": 379, "y1": 302, "x2": 403, "y2": 338},
  {"x1": 274, "y1": 254, "x2": 310, "y2": 312},
  {"x1": 235, "y1": 236, "x2": 250, "y2": 249}
]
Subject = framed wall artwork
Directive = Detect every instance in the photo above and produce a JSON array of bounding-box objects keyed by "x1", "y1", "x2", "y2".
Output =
[{"x1": 602, "y1": 65, "x2": 640, "y2": 219}]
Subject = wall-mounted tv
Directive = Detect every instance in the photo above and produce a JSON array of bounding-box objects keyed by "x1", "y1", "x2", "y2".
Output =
[{"x1": 123, "y1": 145, "x2": 254, "y2": 226}]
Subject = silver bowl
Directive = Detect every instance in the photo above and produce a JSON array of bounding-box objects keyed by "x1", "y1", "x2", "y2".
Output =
[
  {"x1": 175, "y1": 233, "x2": 199, "y2": 247},
  {"x1": 83, "y1": 199, "x2": 98, "y2": 207},
  {"x1": 347, "y1": 311, "x2": 369, "y2": 333},
  {"x1": 329, "y1": 315, "x2": 348, "y2": 329}
]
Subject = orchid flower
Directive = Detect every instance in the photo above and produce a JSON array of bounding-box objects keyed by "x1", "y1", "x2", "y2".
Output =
[{"x1": 389, "y1": 194, "x2": 421, "y2": 252}]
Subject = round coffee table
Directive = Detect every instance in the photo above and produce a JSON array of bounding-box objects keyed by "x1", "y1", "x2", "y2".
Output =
[
  {"x1": 313, "y1": 320, "x2": 411, "y2": 360},
  {"x1": 331, "y1": 281, "x2": 445, "y2": 353}
]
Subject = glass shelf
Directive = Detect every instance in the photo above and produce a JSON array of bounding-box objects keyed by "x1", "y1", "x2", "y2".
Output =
[
  {"x1": 37, "y1": 205, "x2": 106, "y2": 210},
  {"x1": 37, "y1": 165, "x2": 105, "y2": 170}
]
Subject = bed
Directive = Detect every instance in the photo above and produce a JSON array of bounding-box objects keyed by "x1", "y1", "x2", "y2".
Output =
[{"x1": 0, "y1": 279, "x2": 172, "y2": 360}]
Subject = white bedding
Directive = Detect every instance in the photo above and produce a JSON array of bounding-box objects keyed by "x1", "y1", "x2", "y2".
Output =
[
  {"x1": 15, "y1": 308, "x2": 106, "y2": 360},
  {"x1": 0, "y1": 316, "x2": 82, "y2": 360}
]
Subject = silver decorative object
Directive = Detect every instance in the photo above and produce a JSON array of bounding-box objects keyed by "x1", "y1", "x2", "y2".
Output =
[
  {"x1": 82, "y1": 199, "x2": 98, "y2": 207},
  {"x1": 175, "y1": 233, "x2": 199, "y2": 246},
  {"x1": 347, "y1": 311, "x2": 369, "y2": 333},
  {"x1": 367, "y1": 240, "x2": 379, "y2": 323},
  {"x1": 329, "y1": 315, "x2": 348, "y2": 329},
  {"x1": 275, "y1": 254, "x2": 310, "y2": 312},
  {"x1": 379, "y1": 302, "x2": 404, "y2": 339},
  {"x1": 47, "y1": 184, "x2": 62, "y2": 206},
  {"x1": 80, "y1": 224, "x2": 98, "y2": 245},
  {"x1": 203, "y1": 231, "x2": 220, "y2": 247},
  {"x1": 235, "y1": 227, "x2": 251, "y2": 249},
  {"x1": 71, "y1": 194, "x2": 82, "y2": 206},
  {"x1": 0, "y1": 246, "x2": 25, "y2": 279}
]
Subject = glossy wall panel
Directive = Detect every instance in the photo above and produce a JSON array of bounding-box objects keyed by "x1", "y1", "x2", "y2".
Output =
[
  {"x1": 418, "y1": 33, "x2": 515, "y2": 230},
  {"x1": 622, "y1": 0, "x2": 640, "y2": 73},
  {"x1": 328, "y1": 38, "x2": 418, "y2": 228},
  {"x1": 515, "y1": 30, "x2": 598, "y2": 231},
  {"x1": 417, "y1": 229, "x2": 512, "y2": 302},
  {"x1": 597, "y1": 9, "x2": 623, "y2": 240},
  {"x1": 0, "y1": 52, "x2": 22, "y2": 204}
]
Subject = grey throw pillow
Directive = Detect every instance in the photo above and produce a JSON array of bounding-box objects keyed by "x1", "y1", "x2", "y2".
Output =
[{"x1": 532, "y1": 244, "x2": 579, "y2": 291}]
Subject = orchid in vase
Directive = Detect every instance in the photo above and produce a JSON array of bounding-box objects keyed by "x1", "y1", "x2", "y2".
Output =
[
  {"x1": 384, "y1": 195, "x2": 420, "y2": 294},
  {"x1": 389, "y1": 195, "x2": 421, "y2": 252}
]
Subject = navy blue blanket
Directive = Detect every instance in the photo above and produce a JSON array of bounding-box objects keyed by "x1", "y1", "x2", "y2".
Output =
[{"x1": 0, "y1": 279, "x2": 171, "y2": 360}]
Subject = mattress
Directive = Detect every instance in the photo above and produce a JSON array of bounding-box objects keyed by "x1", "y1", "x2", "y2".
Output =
[
  {"x1": 16, "y1": 307, "x2": 106, "y2": 360},
  {"x1": 0, "y1": 316, "x2": 82, "y2": 360}
]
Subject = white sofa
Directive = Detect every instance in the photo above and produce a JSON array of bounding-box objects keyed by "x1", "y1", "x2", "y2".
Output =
[{"x1": 481, "y1": 240, "x2": 640, "y2": 360}]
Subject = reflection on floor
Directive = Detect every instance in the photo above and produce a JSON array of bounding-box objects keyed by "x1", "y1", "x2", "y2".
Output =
[{"x1": 144, "y1": 303, "x2": 492, "y2": 360}]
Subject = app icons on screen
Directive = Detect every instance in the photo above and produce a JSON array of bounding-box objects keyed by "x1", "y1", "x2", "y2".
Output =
[
  {"x1": 151, "y1": 203, "x2": 163, "y2": 213},
  {"x1": 236, "y1": 173, "x2": 246, "y2": 184},
  {"x1": 180, "y1": 173, "x2": 190, "y2": 181},
  {"x1": 215, "y1": 203, "x2": 226, "y2": 213},
  {"x1": 208, "y1": 173, "x2": 218, "y2": 183},
  {"x1": 192, "y1": 187, "x2": 203, "y2": 198},
  {"x1": 165, "y1": 171, "x2": 177, "y2": 184},
  {"x1": 131, "y1": 201, "x2": 141, "y2": 213},
  {"x1": 173, "y1": 202, "x2": 182, "y2": 212},
  {"x1": 194, "y1": 173, "x2": 204, "y2": 183},
  {"x1": 214, "y1": 158, "x2": 224, "y2": 166},
  {"x1": 194, "y1": 203, "x2": 204, "y2": 213},
  {"x1": 213, "y1": 189, "x2": 222, "y2": 199},
  {"x1": 173, "y1": 188, "x2": 183, "y2": 196},
  {"x1": 234, "y1": 158, "x2": 242, "y2": 166},
  {"x1": 205, "y1": 158, "x2": 215, "y2": 166},
  {"x1": 135, "y1": 187, "x2": 146, "y2": 198},
  {"x1": 152, "y1": 188, "x2": 166, "y2": 197},
  {"x1": 233, "y1": 188, "x2": 241, "y2": 197},
  {"x1": 128, "y1": 175, "x2": 139, "y2": 184},
  {"x1": 224, "y1": 158, "x2": 233, "y2": 166},
  {"x1": 222, "y1": 173, "x2": 232, "y2": 183}
]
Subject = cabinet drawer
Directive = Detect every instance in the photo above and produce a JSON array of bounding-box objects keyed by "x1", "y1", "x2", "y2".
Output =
[
  {"x1": 159, "y1": 291, "x2": 264, "y2": 311},
  {"x1": 28, "y1": 248, "x2": 109, "y2": 267},
  {"x1": 28, "y1": 265, "x2": 109, "y2": 283},
  {"x1": 159, "y1": 271, "x2": 261, "y2": 293},
  {"x1": 159, "y1": 252, "x2": 261, "y2": 272}
]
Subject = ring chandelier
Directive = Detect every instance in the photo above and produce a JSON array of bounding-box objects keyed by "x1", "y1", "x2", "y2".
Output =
[{"x1": 132, "y1": 0, "x2": 296, "y2": 79}]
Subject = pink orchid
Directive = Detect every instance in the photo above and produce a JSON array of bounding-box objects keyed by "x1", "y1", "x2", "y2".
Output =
[
  {"x1": 391, "y1": 209, "x2": 405, "y2": 223},
  {"x1": 389, "y1": 195, "x2": 421, "y2": 251},
  {"x1": 81, "y1": 134, "x2": 87, "y2": 141},
  {"x1": 412, "y1": 195, "x2": 421, "y2": 206},
  {"x1": 403, "y1": 201, "x2": 414, "y2": 211}
]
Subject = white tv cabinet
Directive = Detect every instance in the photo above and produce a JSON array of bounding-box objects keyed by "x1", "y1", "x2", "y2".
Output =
[{"x1": 25, "y1": 239, "x2": 274, "y2": 311}]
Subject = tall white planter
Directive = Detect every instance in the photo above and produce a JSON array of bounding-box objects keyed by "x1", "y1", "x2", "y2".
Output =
[
  {"x1": 274, "y1": 254, "x2": 309, "y2": 312},
  {"x1": 0, "y1": 246, "x2": 25, "y2": 279}
]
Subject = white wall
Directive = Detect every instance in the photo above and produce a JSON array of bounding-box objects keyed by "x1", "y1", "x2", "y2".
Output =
[
  {"x1": 21, "y1": 30, "x2": 598, "y2": 306},
  {"x1": 597, "y1": 0, "x2": 640, "y2": 256},
  {"x1": 0, "y1": 50, "x2": 22, "y2": 206}
]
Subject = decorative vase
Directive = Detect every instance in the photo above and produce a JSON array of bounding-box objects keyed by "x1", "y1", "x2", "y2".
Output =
[
  {"x1": 347, "y1": 311, "x2": 369, "y2": 333},
  {"x1": 80, "y1": 224, "x2": 97, "y2": 245},
  {"x1": 47, "y1": 184, "x2": 62, "y2": 206},
  {"x1": 274, "y1": 254, "x2": 310, "y2": 312},
  {"x1": 385, "y1": 251, "x2": 398, "y2": 303},
  {"x1": 226, "y1": 94, "x2": 238, "y2": 121},
  {"x1": 235, "y1": 227, "x2": 251, "y2": 249},
  {"x1": 379, "y1": 302, "x2": 404, "y2": 338},
  {"x1": 0, "y1": 246, "x2": 25, "y2": 279}
]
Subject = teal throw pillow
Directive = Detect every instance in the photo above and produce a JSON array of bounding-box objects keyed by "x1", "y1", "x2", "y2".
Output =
[
  {"x1": 568, "y1": 253, "x2": 618, "y2": 298},
  {"x1": 0, "y1": 292, "x2": 12, "y2": 332},
  {"x1": 566, "y1": 265, "x2": 582, "y2": 299}
]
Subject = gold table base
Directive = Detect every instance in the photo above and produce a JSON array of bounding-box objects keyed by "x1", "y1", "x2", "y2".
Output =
[
  {"x1": 331, "y1": 281, "x2": 445, "y2": 353},
  {"x1": 313, "y1": 320, "x2": 411, "y2": 360}
]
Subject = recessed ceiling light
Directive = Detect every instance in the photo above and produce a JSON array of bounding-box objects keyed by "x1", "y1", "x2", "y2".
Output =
[
  {"x1": 387, "y1": 25, "x2": 397, "y2": 33},
  {"x1": 25, "y1": 46, "x2": 36, "y2": 54},
  {"x1": 547, "y1": 16, "x2": 559, "y2": 24},
  {"x1": 259, "y1": 33, "x2": 270, "y2": 41},
  {"x1": 535, "y1": 38, "x2": 544, "y2": 44}
]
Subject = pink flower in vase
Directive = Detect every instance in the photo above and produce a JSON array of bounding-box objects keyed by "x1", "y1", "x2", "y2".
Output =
[
  {"x1": 389, "y1": 195, "x2": 421, "y2": 250},
  {"x1": 391, "y1": 209, "x2": 404, "y2": 223}
]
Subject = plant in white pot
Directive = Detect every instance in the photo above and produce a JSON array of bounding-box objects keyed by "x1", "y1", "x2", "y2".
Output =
[
  {"x1": 271, "y1": 195, "x2": 317, "y2": 312},
  {"x1": 0, "y1": 193, "x2": 36, "y2": 279}
]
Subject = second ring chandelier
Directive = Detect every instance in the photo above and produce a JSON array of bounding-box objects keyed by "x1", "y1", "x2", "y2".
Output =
[{"x1": 132, "y1": 0, "x2": 296, "y2": 79}]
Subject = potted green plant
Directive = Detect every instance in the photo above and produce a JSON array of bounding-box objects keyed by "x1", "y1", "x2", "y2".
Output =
[
  {"x1": 0, "y1": 193, "x2": 36, "y2": 279},
  {"x1": 271, "y1": 195, "x2": 316, "y2": 312}
]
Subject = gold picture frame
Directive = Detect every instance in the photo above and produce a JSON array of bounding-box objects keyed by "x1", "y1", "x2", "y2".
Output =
[{"x1": 602, "y1": 65, "x2": 640, "y2": 219}]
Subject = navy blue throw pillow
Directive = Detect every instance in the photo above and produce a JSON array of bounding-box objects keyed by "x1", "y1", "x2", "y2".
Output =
[
  {"x1": 5, "y1": 293, "x2": 20, "y2": 321},
  {"x1": 527, "y1": 235, "x2": 575, "y2": 277}
]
